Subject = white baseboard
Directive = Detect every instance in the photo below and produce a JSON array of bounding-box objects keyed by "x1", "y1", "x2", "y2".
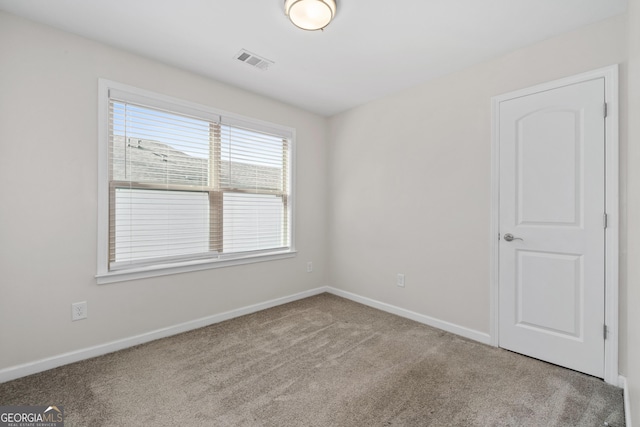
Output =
[
  {"x1": 620, "y1": 375, "x2": 633, "y2": 427},
  {"x1": 326, "y1": 287, "x2": 492, "y2": 345},
  {"x1": 0, "y1": 286, "x2": 328, "y2": 384},
  {"x1": 0, "y1": 286, "x2": 510, "y2": 383}
]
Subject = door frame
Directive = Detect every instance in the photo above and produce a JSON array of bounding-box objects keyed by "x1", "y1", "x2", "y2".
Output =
[{"x1": 489, "y1": 65, "x2": 619, "y2": 385}]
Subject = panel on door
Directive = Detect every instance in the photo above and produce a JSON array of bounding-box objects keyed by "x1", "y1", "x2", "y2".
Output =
[{"x1": 498, "y1": 78, "x2": 605, "y2": 378}]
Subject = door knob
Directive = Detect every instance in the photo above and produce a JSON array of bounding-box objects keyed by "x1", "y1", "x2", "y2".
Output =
[{"x1": 504, "y1": 233, "x2": 523, "y2": 242}]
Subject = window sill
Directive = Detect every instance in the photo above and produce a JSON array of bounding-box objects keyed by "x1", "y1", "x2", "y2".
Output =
[{"x1": 96, "y1": 250, "x2": 297, "y2": 284}]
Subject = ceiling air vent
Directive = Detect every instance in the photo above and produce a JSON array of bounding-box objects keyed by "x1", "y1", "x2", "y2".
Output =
[{"x1": 234, "y1": 49, "x2": 274, "y2": 71}]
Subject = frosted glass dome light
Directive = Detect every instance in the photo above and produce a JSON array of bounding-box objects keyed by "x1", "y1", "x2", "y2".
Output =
[{"x1": 285, "y1": 0, "x2": 337, "y2": 31}]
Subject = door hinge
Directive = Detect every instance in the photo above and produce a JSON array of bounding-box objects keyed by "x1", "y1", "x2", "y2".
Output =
[
  {"x1": 604, "y1": 102, "x2": 608, "y2": 118},
  {"x1": 603, "y1": 324, "x2": 608, "y2": 340},
  {"x1": 603, "y1": 213, "x2": 608, "y2": 229}
]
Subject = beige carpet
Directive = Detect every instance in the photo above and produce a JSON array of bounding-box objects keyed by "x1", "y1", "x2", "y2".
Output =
[{"x1": 0, "y1": 293, "x2": 625, "y2": 426}]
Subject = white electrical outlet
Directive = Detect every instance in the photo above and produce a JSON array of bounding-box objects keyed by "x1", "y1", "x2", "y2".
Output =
[
  {"x1": 307, "y1": 261, "x2": 313, "y2": 273},
  {"x1": 72, "y1": 301, "x2": 87, "y2": 321},
  {"x1": 397, "y1": 273, "x2": 405, "y2": 287}
]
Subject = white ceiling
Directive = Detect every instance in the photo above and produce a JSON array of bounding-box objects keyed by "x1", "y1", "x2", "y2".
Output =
[{"x1": 0, "y1": 0, "x2": 627, "y2": 116}]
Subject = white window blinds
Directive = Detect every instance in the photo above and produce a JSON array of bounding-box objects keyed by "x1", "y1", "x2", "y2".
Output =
[{"x1": 107, "y1": 91, "x2": 292, "y2": 272}]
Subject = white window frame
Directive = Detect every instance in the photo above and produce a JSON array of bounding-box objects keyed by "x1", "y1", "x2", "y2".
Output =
[{"x1": 96, "y1": 79, "x2": 296, "y2": 284}]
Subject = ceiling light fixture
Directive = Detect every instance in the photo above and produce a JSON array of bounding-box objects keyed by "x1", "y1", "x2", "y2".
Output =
[{"x1": 285, "y1": 0, "x2": 337, "y2": 31}]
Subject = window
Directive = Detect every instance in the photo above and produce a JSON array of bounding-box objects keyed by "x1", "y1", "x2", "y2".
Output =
[{"x1": 97, "y1": 80, "x2": 295, "y2": 283}]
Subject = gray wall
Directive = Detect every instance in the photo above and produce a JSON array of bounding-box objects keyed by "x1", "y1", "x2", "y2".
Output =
[
  {"x1": 328, "y1": 13, "x2": 629, "y2": 371},
  {"x1": 625, "y1": 0, "x2": 640, "y2": 421},
  {"x1": 0, "y1": 11, "x2": 328, "y2": 370}
]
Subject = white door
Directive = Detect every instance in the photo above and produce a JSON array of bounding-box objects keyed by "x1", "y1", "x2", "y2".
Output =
[{"x1": 498, "y1": 78, "x2": 606, "y2": 378}]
